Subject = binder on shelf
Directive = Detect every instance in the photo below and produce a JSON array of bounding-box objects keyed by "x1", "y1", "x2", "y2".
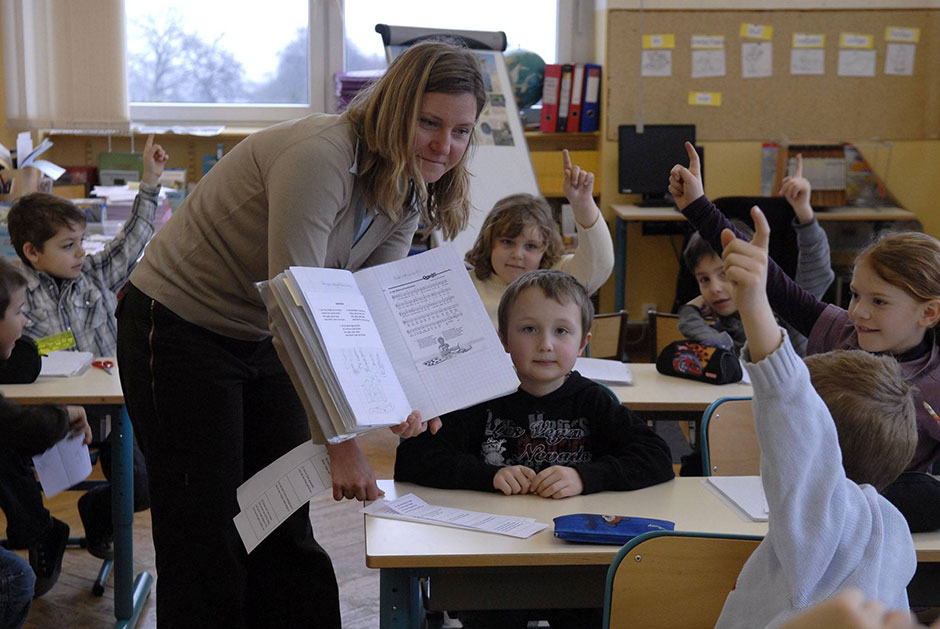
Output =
[
  {"x1": 566, "y1": 63, "x2": 585, "y2": 133},
  {"x1": 580, "y1": 63, "x2": 602, "y2": 133},
  {"x1": 539, "y1": 64, "x2": 562, "y2": 133},
  {"x1": 556, "y1": 64, "x2": 574, "y2": 132}
]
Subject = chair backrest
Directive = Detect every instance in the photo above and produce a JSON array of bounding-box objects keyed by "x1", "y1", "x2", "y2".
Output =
[
  {"x1": 604, "y1": 530, "x2": 762, "y2": 629},
  {"x1": 647, "y1": 310, "x2": 683, "y2": 363},
  {"x1": 586, "y1": 310, "x2": 629, "y2": 361},
  {"x1": 700, "y1": 397, "x2": 759, "y2": 476}
]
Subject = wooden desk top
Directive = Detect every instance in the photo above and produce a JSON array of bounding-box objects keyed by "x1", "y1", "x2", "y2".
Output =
[
  {"x1": 608, "y1": 363, "x2": 751, "y2": 412},
  {"x1": 0, "y1": 359, "x2": 123, "y2": 405},
  {"x1": 364, "y1": 479, "x2": 940, "y2": 568},
  {"x1": 611, "y1": 203, "x2": 918, "y2": 223}
]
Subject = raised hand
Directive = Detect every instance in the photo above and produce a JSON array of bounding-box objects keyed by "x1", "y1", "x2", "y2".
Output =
[
  {"x1": 562, "y1": 148, "x2": 601, "y2": 227},
  {"x1": 720, "y1": 206, "x2": 781, "y2": 360},
  {"x1": 780, "y1": 153, "x2": 813, "y2": 223},
  {"x1": 668, "y1": 141, "x2": 704, "y2": 210},
  {"x1": 141, "y1": 133, "x2": 169, "y2": 186}
]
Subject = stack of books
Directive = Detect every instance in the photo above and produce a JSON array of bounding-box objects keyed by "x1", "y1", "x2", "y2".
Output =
[{"x1": 335, "y1": 70, "x2": 385, "y2": 112}]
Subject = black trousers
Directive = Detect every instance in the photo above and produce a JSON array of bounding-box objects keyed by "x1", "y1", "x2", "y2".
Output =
[{"x1": 116, "y1": 283, "x2": 340, "y2": 628}]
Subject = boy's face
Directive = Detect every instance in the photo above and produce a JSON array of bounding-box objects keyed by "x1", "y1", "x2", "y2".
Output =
[
  {"x1": 848, "y1": 257, "x2": 937, "y2": 354},
  {"x1": 694, "y1": 253, "x2": 737, "y2": 317},
  {"x1": 0, "y1": 287, "x2": 27, "y2": 359},
  {"x1": 24, "y1": 222, "x2": 86, "y2": 280},
  {"x1": 490, "y1": 224, "x2": 546, "y2": 285},
  {"x1": 500, "y1": 286, "x2": 589, "y2": 397}
]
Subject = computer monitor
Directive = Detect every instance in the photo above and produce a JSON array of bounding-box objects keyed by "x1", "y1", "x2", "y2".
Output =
[{"x1": 618, "y1": 124, "x2": 697, "y2": 206}]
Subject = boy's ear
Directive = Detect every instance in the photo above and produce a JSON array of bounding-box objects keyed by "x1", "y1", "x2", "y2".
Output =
[
  {"x1": 579, "y1": 331, "x2": 592, "y2": 356},
  {"x1": 499, "y1": 330, "x2": 509, "y2": 353},
  {"x1": 22, "y1": 241, "x2": 41, "y2": 265},
  {"x1": 919, "y1": 298, "x2": 940, "y2": 328}
]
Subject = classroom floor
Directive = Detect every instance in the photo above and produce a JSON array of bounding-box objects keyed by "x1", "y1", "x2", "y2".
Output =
[{"x1": 5, "y1": 429, "x2": 400, "y2": 628}]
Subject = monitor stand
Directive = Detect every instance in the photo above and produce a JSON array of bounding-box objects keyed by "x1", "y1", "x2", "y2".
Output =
[{"x1": 637, "y1": 192, "x2": 677, "y2": 208}]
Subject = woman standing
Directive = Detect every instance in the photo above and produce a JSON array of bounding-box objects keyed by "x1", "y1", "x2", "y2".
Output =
[{"x1": 116, "y1": 40, "x2": 486, "y2": 627}]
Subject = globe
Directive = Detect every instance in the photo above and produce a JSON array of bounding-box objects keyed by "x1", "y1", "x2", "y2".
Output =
[{"x1": 505, "y1": 50, "x2": 546, "y2": 109}]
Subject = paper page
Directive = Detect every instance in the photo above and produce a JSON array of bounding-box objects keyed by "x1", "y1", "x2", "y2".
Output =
[
  {"x1": 742, "y1": 42, "x2": 772, "y2": 78},
  {"x1": 641, "y1": 50, "x2": 672, "y2": 77},
  {"x1": 233, "y1": 441, "x2": 332, "y2": 553},
  {"x1": 884, "y1": 43, "x2": 915, "y2": 76},
  {"x1": 31, "y1": 434, "x2": 92, "y2": 498},
  {"x1": 838, "y1": 50, "x2": 875, "y2": 76},
  {"x1": 362, "y1": 494, "x2": 547, "y2": 539},
  {"x1": 790, "y1": 49, "x2": 825, "y2": 75},
  {"x1": 691, "y1": 49, "x2": 725, "y2": 78},
  {"x1": 351, "y1": 244, "x2": 519, "y2": 421},
  {"x1": 574, "y1": 357, "x2": 634, "y2": 385},
  {"x1": 39, "y1": 350, "x2": 94, "y2": 377},
  {"x1": 287, "y1": 267, "x2": 412, "y2": 428},
  {"x1": 704, "y1": 476, "x2": 768, "y2": 522}
]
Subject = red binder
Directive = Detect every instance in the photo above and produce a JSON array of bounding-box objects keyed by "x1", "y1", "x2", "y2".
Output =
[
  {"x1": 566, "y1": 63, "x2": 585, "y2": 133},
  {"x1": 539, "y1": 64, "x2": 562, "y2": 133},
  {"x1": 556, "y1": 64, "x2": 574, "y2": 132}
]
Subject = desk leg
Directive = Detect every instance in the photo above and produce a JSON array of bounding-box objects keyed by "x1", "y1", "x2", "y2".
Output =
[
  {"x1": 615, "y1": 217, "x2": 627, "y2": 312},
  {"x1": 112, "y1": 406, "x2": 153, "y2": 628},
  {"x1": 380, "y1": 568, "x2": 423, "y2": 629}
]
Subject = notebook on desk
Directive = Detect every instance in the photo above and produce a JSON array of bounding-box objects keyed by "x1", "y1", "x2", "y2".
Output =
[{"x1": 39, "y1": 350, "x2": 93, "y2": 377}]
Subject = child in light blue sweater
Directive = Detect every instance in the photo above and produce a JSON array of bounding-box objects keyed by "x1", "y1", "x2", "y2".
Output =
[{"x1": 706, "y1": 205, "x2": 918, "y2": 628}]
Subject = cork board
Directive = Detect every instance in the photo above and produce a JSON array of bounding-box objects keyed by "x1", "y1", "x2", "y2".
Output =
[{"x1": 606, "y1": 9, "x2": 940, "y2": 141}]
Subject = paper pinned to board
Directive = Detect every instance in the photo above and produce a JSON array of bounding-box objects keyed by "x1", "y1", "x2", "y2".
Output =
[
  {"x1": 233, "y1": 440, "x2": 332, "y2": 553},
  {"x1": 32, "y1": 433, "x2": 92, "y2": 498}
]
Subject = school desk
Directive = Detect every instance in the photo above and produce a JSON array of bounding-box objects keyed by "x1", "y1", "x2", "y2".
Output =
[
  {"x1": 606, "y1": 363, "x2": 751, "y2": 412},
  {"x1": 365, "y1": 478, "x2": 940, "y2": 628},
  {"x1": 611, "y1": 204, "x2": 920, "y2": 311},
  {"x1": 0, "y1": 361, "x2": 151, "y2": 628}
]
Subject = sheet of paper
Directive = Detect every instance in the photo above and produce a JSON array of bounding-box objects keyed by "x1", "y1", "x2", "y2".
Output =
[
  {"x1": 363, "y1": 494, "x2": 548, "y2": 539},
  {"x1": 884, "y1": 43, "x2": 915, "y2": 76},
  {"x1": 288, "y1": 267, "x2": 412, "y2": 428},
  {"x1": 741, "y1": 42, "x2": 772, "y2": 78},
  {"x1": 790, "y1": 49, "x2": 825, "y2": 75},
  {"x1": 233, "y1": 441, "x2": 332, "y2": 553},
  {"x1": 574, "y1": 357, "x2": 634, "y2": 385},
  {"x1": 641, "y1": 50, "x2": 672, "y2": 77},
  {"x1": 704, "y1": 476, "x2": 768, "y2": 522},
  {"x1": 838, "y1": 50, "x2": 876, "y2": 77},
  {"x1": 32, "y1": 434, "x2": 92, "y2": 498},
  {"x1": 691, "y1": 49, "x2": 725, "y2": 78},
  {"x1": 39, "y1": 350, "x2": 94, "y2": 377}
]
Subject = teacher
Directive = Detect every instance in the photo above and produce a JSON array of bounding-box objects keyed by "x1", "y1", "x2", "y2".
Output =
[{"x1": 116, "y1": 40, "x2": 486, "y2": 627}]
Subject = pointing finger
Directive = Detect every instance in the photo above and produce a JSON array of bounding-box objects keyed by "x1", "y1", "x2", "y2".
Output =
[
  {"x1": 684, "y1": 141, "x2": 700, "y2": 178},
  {"x1": 750, "y1": 206, "x2": 771, "y2": 251}
]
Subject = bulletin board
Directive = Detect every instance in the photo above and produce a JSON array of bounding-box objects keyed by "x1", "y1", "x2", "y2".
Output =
[{"x1": 606, "y1": 9, "x2": 940, "y2": 141}]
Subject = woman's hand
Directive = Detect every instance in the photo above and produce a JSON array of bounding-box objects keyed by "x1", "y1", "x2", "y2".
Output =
[{"x1": 391, "y1": 410, "x2": 441, "y2": 438}]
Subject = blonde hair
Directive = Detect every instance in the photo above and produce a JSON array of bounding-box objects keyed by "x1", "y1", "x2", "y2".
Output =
[
  {"x1": 464, "y1": 194, "x2": 563, "y2": 280},
  {"x1": 856, "y1": 231, "x2": 940, "y2": 325},
  {"x1": 345, "y1": 39, "x2": 486, "y2": 240},
  {"x1": 497, "y1": 270, "x2": 594, "y2": 344},
  {"x1": 804, "y1": 350, "x2": 917, "y2": 491}
]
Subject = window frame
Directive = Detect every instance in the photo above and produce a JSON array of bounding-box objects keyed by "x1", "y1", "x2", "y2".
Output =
[{"x1": 128, "y1": 0, "x2": 586, "y2": 126}]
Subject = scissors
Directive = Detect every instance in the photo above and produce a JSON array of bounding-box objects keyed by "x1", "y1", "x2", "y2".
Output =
[{"x1": 92, "y1": 360, "x2": 114, "y2": 375}]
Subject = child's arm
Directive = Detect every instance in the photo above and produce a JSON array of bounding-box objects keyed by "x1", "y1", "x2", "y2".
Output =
[
  {"x1": 570, "y1": 385, "x2": 674, "y2": 494},
  {"x1": 554, "y1": 149, "x2": 614, "y2": 294},
  {"x1": 677, "y1": 300, "x2": 736, "y2": 351},
  {"x1": 0, "y1": 394, "x2": 70, "y2": 456},
  {"x1": 91, "y1": 134, "x2": 166, "y2": 291},
  {"x1": 394, "y1": 408, "x2": 503, "y2": 492},
  {"x1": 781, "y1": 155, "x2": 836, "y2": 300},
  {"x1": 669, "y1": 142, "x2": 826, "y2": 338}
]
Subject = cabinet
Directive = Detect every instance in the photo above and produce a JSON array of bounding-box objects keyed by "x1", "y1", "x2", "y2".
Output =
[{"x1": 525, "y1": 132, "x2": 600, "y2": 197}]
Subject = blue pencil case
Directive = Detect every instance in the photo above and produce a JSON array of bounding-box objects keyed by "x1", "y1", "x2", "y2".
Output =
[{"x1": 553, "y1": 513, "x2": 675, "y2": 545}]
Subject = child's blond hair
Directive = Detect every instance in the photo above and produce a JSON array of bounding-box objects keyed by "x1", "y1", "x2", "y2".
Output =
[
  {"x1": 497, "y1": 269, "x2": 594, "y2": 344},
  {"x1": 856, "y1": 232, "x2": 940, "y2": 326},
  {"x1": 804, "y1": 349, "x2": 917, "y2": 491},
  {"x1": 465, "y1": 194, "x2": 563, "y2": 280}
]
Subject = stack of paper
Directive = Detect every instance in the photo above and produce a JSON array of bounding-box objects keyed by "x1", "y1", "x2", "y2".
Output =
[
  {"x1": 574, "y1": 357, "x2": 634, "y2": 385},
  {"x1": 258, "y1": 244, "x2": 519, "y2": 443},
  {"x1": 704, "y1": 476, "x2": 769, "y2": 522},
  {"x1": 39, "y1": 350, "x2": 94, "y2": 377}
]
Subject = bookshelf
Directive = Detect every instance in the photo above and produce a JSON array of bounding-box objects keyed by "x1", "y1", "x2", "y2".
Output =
[{"x1": 525, "y1": 131, "x2": 601, "y2": 197}]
